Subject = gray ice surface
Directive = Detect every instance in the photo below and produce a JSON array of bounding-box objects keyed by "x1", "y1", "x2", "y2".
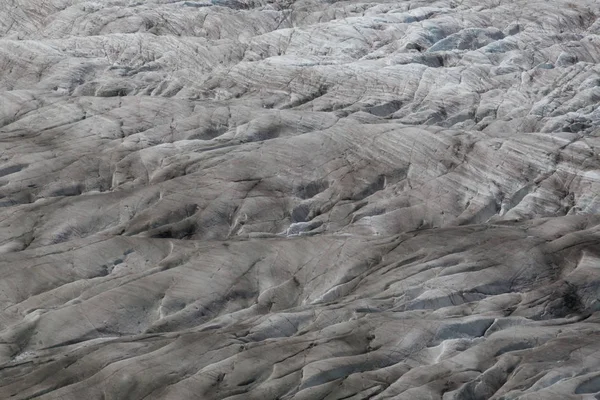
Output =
[{"x1": 1, "y1": 0, "x2": 600, "y2": 398}]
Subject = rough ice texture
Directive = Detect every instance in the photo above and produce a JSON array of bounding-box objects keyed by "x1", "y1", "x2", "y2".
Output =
[{"x1": 0, "y1": 0, "x2": 600, "y2": 398}]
